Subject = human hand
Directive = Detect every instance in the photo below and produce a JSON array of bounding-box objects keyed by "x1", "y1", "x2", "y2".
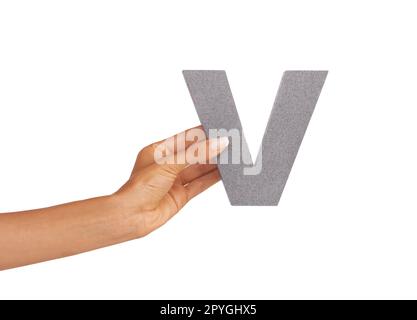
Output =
[
  {"x1": 114, "y1": 126, "x2": 229, "y2": 237},
  {"x1": 0, "y1": 126, "x2": 229, "y2": 270}
]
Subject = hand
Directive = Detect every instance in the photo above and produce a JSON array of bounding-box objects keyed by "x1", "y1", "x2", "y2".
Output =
[
  {"x1": 114, "y1": 126, "x2": 229, "y2": 237},
  {"x1": 0, "y1": 126, "x2": 229, "y2": 270}
]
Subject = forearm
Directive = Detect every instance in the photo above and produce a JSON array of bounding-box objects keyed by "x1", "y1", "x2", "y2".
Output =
[{"x1": 0, "y1": 195, "x2": 138, "y2": 270}]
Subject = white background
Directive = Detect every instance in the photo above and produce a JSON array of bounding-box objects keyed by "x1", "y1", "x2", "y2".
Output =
[{"x1": 0, "y1": 0, "x2": 417, "y2": 299}]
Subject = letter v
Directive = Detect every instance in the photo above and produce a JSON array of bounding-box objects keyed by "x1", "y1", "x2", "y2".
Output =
[{"x1": 183, "y1": 70, "x2": 327, "y2": 206}]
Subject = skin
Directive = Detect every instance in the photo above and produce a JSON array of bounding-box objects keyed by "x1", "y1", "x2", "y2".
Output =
[{"x1": 0, "y1": 126, "x2": 229, "y2": 271}]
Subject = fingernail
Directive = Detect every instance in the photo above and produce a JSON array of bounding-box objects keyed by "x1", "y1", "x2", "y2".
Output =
[{"x1": 210, "y1": 136, "x2": 230, "y2": 153}]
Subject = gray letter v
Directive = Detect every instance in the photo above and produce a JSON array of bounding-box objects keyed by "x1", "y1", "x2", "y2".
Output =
[{"x1": 183, "y1": 70, "x2": 327, "y2": 206}]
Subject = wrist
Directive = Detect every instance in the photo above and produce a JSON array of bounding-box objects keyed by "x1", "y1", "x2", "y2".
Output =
[{"x1": 105, "y1": 193, "x2": 145, "y2": 240}]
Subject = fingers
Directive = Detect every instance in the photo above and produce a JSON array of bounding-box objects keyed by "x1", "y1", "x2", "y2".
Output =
[
  {"x1": 185, "y1": 169, "x2": 221, "y2": 200},
  {"x1": 179, "y1": 164, "x2": 218, "y2": 185},
  {"x1": 141, "y1": 137, "x2": 229, "y2": 204},
  {"x1": 155, "y1": 169, "x2": 222, "y2": 226},
  {"x1": 152, "y1": 136, "x2": 229, "y2": 180},
  {"x1": 133, "y1": 125, "x2": 205, "y2": 174},
  {"x1": 138, "y1": 137, "x2": 227, "y2": 231}
]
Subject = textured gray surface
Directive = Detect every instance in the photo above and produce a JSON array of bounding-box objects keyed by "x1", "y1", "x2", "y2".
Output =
[{"x1": 183, "y1": 70, "x2": 327, "y2": 206}]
